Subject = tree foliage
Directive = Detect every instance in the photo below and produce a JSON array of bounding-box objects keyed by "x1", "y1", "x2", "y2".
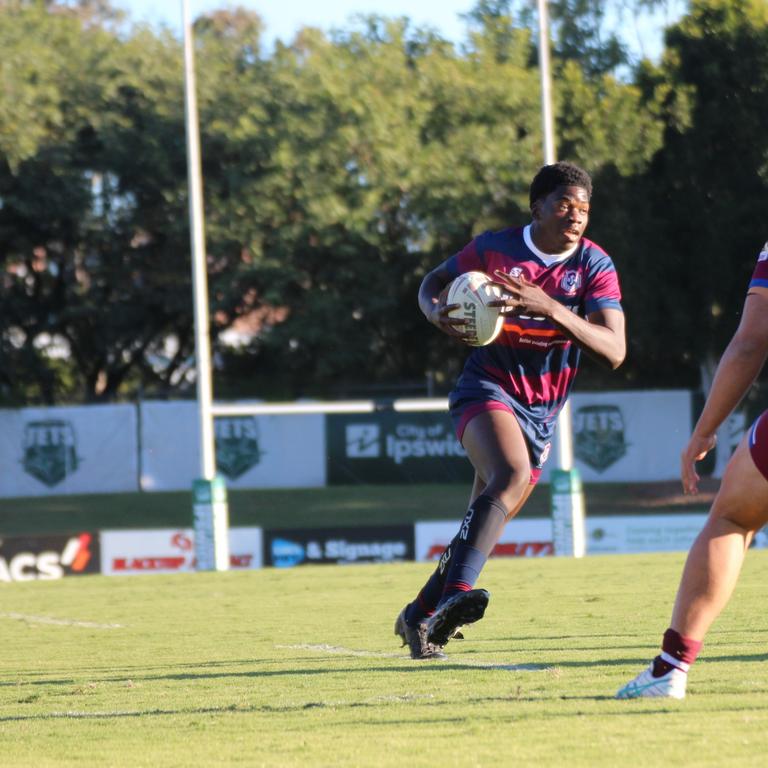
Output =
[
  {"x1": 596, "y1": 0, "x2": 768, "y2": 389},
  {"x1": 0, "y1": 0, "x2": 765, "y2": 404}
]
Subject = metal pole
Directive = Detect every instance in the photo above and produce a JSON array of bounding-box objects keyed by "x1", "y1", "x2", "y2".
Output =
[
  {"x1": 537, "y1": 0, "x2": 556, "y2": 167},
  {"x1": 182, "y1": 0, "x2": 229, "y2": 571},
  {"x1": 536, "y1": 0, "x2": 574, "y2": 472},
  {"x1": 182, "y1": 0, "x2": 216, "y2": 481},
  {"x1": 536, "y1": 0, "x2": 584, "y2": 557}
]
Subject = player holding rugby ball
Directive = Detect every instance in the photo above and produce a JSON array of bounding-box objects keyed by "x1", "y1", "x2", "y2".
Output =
[{"x1": 395, "y1": 161, "x2": 626, "y2": 659}]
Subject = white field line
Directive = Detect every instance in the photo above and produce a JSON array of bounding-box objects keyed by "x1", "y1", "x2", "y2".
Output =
[
  {"x1": 276, "y1": 643, "x2": 543, "y2": 671},
  {"x1": 0, "y1": 612, "x2": 123, "y2": 629}
]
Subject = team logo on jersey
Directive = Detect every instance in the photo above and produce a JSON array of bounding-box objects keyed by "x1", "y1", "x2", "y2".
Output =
[
  {"x1": 215, "y1": 416, "x2": 264, "y2": 479},
  {"x1": 21, "y1": 420, "x2": 81, "y2": 487},
  {"x1": 508, "y1": 267, "x2": 525, "y2": 279},
  {"x1": 560, "y1": 270, "x2": 582, "y2": 294},
  {"x1": 573, "y1": 404, "x2": 627, "y2": 472}
]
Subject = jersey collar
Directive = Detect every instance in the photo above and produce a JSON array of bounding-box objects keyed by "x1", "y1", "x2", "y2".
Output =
[{"x1": 523, "y1": 224, "x2": 580, "y2": 266}]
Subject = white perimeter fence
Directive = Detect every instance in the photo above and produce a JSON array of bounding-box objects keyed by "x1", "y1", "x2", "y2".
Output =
[{"x1": 0, "y1": 389, "x2": 747, "y2": 498}]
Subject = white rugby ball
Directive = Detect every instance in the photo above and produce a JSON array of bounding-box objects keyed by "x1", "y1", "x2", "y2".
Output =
[{"x1": 446, "y1": 271, "x2": 503, "y2": 346}]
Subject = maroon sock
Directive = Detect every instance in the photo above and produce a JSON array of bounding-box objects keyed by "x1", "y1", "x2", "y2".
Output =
[{"x1": 651, "y1": 628, "x2": 703, "y2": 677}]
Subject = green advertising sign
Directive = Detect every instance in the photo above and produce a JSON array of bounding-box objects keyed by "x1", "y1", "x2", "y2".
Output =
[{"x1": 326, "y1": 412, "x2": 474, "y2": 485}]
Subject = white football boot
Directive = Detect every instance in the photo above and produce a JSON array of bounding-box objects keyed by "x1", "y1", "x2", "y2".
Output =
[{"x1": 616, "y1": 662, "x2": 688, "y2": 700}]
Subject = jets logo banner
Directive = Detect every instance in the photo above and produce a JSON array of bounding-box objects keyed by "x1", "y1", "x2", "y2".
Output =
[
  {"x1": 539, "y1": 390, "x2": 694, "y2": 483},
  {"x1": 139, "y1": 402, "x2": 325, "y2": 491},
  {"x1": 0, "y1": 405, "x2": 138, "y2": 496}
]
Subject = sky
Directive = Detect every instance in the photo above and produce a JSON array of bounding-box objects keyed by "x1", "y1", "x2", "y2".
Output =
[
  {"x1": 114, "y1": 1, "x2": 685, "y2": 59},
  {"x1": 116, "y1": 1, "x2": 475, "y2": 45}
]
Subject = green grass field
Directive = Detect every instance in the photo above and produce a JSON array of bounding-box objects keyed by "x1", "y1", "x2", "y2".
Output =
[
  {"x1": 2, "y1": 550, "x2": 768, "y2": 767},
  {"x1": 0, "y1": 481, "x2": 712, "y2": 536}
]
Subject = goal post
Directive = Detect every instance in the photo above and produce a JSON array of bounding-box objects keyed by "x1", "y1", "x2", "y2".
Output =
[{"x1": 551, "y1": 402, "x2": 587, "y2": 558}]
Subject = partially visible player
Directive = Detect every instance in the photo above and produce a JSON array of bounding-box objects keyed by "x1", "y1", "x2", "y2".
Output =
[
  {"x1": 395, "y1": 162, "x2": 626, "y2": 660},
  {"x1": 617, "y1": 238, "x2": 768, "y2": 699}
]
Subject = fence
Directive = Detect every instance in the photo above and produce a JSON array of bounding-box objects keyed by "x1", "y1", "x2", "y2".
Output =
[{"x1": 0, "y1": 389, "x2": 739, "y2": 498}]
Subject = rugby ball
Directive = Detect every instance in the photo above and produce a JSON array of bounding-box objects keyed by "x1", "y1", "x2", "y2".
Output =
[{"x1": 446, "y1": 271, "x2": 503, "y2": 346}]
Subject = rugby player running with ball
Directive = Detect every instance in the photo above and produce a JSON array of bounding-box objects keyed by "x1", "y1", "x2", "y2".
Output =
[{"x1": 395, "y1": 162, "x2": 626, "y2": 659}]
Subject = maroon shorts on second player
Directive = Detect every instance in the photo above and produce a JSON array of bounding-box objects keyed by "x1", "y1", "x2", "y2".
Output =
[{"x1": 748, "y1": 410, "x2": 768, "y2": 481}]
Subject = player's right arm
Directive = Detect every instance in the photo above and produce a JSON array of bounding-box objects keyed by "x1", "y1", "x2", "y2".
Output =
[
  {"x1": 682, "y1": 285, "x2": 768, "y2": 494},
  {"x1": 418, "y1": 259, "x2": 471, "y2": 340}
]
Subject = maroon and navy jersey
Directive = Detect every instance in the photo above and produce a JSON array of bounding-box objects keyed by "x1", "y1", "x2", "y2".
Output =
[
  {"x1": 445, "y1": 226, "x2": 622, "y2": 449},
  {"x1": 749, "y1": 241, "x2": 768, "y2": 289}
]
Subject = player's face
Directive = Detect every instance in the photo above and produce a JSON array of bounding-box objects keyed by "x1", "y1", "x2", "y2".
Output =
[{"x1": 532, "y1": 185, "x2": 590, "y2": 252}]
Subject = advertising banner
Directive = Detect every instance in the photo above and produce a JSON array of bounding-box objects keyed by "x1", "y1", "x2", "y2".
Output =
[
  {"x1": 100, "y1": 527, "x2": 263, "y2": 575},
  {"x1": 326, "y1": 391, "x2": 692, "y2": 485},
  {"x1": 0, "y1": 405, "x2": 138, "y2": 496},
  {"x1": 415, "y1": 520, "x2": 554, "y2": 561},
  {"x1": 139, "y1": 401, "x2": 325, "y2": 491},
  {"x1": 326, "y1": 412, "x2": 474, "y2": 485},
  {"x1": 264, "y1": 525, "x2": 415, "y2": 567},
  {"x1": 0, "y1": 532, "x2": 100, "y2": 582},
  {"x1": 541, "y1": 390, "x2": 693, "y2": 483},
  {"x1": 0, "y1": 390, "x2": 700, "y2": 496},
  {"x1": 586, "y1": 514, "x2": 708, "y2": 554},
  {"x1": 416, "y1": 513, "x2": 768, "y2": 559}
]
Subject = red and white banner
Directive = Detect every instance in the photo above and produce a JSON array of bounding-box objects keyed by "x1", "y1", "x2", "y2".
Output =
[
  {"x1": 100, "y1": 527, "x2": 262, "y2": 575},
  {"x1": 415, "y1": 519, "x2": 554, "y2": 561},
  {"x1": 416, "y1": 514, "x2": 768, "y2": 560}
]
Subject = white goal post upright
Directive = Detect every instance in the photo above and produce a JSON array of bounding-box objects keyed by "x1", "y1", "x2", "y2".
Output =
[
  {"x1": 182, "y1": 0, "x2": 229, "y2": 572},
  {"x1": 537, "y1": 0, "x2": 586, "y2": 557}
]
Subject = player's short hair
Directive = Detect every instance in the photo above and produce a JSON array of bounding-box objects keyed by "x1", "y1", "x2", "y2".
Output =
[{"x1": 529, "y1": 161, "x2": 592, "y2": 207}]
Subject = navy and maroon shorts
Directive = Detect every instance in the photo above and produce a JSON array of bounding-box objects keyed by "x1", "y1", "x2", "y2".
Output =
[{"x1": 448, "y1": 378, "x2": 552, "y2": 485}]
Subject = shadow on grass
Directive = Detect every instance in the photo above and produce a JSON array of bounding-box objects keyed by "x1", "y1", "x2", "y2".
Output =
[
  {"x1": 1, "y1": 660, "x2": 547, "y2": 691},
  {"x1": 702, "y1": 653, "x2": 768, "y2": 663},
  {"x1": 6, "y1": 694, "x2": 768, "y2": 725},
  {"x1": 4, "y1": 650, "x2": 767, "y2": 694},
  {"x1": 0, "y1": 707, "x2": 479, "y2": 724},
  {"x1": 0, "y1": 658, "x2": 288, "y2": 688},
  {"x1": 491, "y1": 652, "x2": 768, "y2": 669}
]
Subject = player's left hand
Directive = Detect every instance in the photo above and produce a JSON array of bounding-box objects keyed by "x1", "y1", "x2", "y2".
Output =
[
  {"x1": 681, "y1": 432, "x2": 717, "y2": 495},
  {"x1": 488, "y1": 270, "x2": 554, "y2": 318}
]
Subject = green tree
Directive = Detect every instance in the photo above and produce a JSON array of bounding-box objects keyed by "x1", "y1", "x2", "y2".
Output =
[
  {"x1": 549, "y1": 0, "x2": 628, "y2": 77},
  {"x1": 0, "y1": 3, "x2": 203, "y2": 403},
  {"x1": 607, "y1": 0, "x2": 768, "y2": 390},
  {"x1": 8, "y1": 0, "x2": 763, "y2": 406},
  {"x1": 208, "y1": 15, "x2": 548, "y2": 398}
]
